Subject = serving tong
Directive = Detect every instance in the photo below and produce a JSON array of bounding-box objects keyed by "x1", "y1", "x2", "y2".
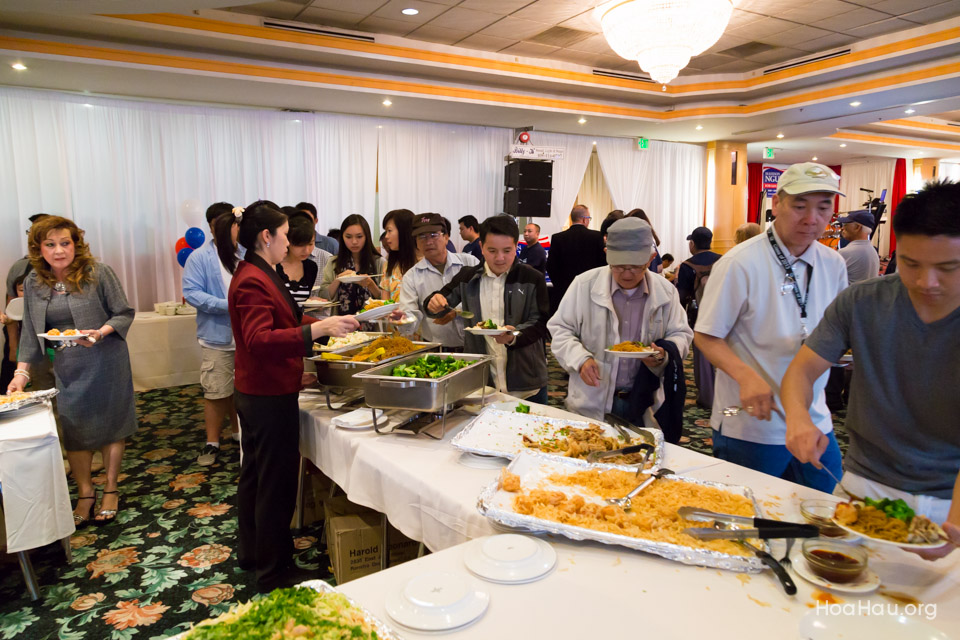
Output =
[{"x1": 679, "y1": 507, "x2": 819, "y2": 541}]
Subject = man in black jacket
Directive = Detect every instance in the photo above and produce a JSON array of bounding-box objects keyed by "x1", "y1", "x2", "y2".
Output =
[
  {"x1": 546, "y1": 205, "x2": 606, "y2": 313},
  {"x1": 425, "y1": 216, "x2": 550, "y2": 403}
]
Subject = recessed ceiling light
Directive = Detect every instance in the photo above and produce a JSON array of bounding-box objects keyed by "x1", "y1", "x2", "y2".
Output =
[
  {"x1": 839, "y1": 144, "x2": 847, "y2": 148},
  {"x1": 592, "y1": 141, "x2": 597, "y2": 145},
  {"x1": 849, "y1": 101, "x2": 861, "y2": 107},
  {"x1": 904, "y1": 108, "x2": 916, "y2": 114},
  {"x1": 401, "y1": 8, "x2": 419, "y2": 15},
  {"x1": 578, "y1": 117, "x2": 587, "y2": 124},
  {"x1": 695, "y1": 125, "x2": 703, "y2": 130},
  {"x1": 776, "y1": 133, "x2": 784, "y2": 139},
  {"x1": 812, "y1": 156, "x2": 818, "y2": 161},
  {"x1": 11, "y1": 62, "x2": 27, "y2": 71},
  {"x1": 382, "y1": 98, "x2": 392, "y2": 106}
]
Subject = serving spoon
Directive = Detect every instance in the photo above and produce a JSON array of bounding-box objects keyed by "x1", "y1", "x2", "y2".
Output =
[{"x1": 605, "y1": 468, "x2": 674, "y2": 511}]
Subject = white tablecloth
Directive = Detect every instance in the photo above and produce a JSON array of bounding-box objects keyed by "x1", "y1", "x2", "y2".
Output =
[
  {"x1": 299, "y1": 395, "x2": 723, "y2": 552},
  {"x1": 339, "y1": 460, "x2": 960, "y2": 639},
  {"x1": 127, "y1": 312, "x2": 202, "y2": 391},
  {"x1": 0, "y1": 403, "x2": 75, "y2": 553}
]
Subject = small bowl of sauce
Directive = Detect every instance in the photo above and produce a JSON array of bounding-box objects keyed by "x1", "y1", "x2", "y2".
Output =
[
  {"x1": 802, "y1": 539, "x2": 868, "y2": 583},
  {"x1": 800, "y1": 499, "x2": 847, "y2": 537}
]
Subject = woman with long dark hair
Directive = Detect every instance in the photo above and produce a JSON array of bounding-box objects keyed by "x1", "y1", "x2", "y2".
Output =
[
  {"x1": 276, "y1": 212, "x2": 319, "y2": 311},
  {"x1": 380, "y1": 208, "x2": 419, "y2": 300},
  {"x1": 626, "y1": 208, "x2": 664, "y2": 273},
  {"x1": 319, "y1": 214, "x2": 385, "y2": 313},
  {"x1": 228, "y1": 201, "x2": 358, "y2": 592}
]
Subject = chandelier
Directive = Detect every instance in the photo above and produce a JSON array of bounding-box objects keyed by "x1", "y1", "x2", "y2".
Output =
[{"x1": 596, "y1": 0, "x2": 736, "y2": 85}]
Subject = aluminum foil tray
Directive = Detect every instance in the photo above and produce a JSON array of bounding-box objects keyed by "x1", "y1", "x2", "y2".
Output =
[
  {"x1": 0, "y1": 388, "x2": 59, "y2": 415},
  {"x1": 174, "y1": 579, "x2": 403, "y2": 640},
  {"x1": 452, "y1": 407, "x2": 664, "y2": 473},
  {"x1": 477, "y1": 451, "x2": 766, "y2": 573}
]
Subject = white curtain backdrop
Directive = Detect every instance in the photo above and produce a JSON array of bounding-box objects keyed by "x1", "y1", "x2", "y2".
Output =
[
  {"x1": 595, "y1": 137, "x2": 706, "y2": 261},
  {"x1": 840, "y1": 159, "x2": 896, "y2": 257},
  {"x1": 576, "y1": 151, "x2": 616, "y2": 230},
  {"x1": 0, "y1": 87, "x2": 378, "y2": 309},
  {"x1": 377, "y1": 120, "x2": 510, "y2": 250},
  {"x1": 940, "y1": 162, "x2": 960, "y2": 183},
  {"x1": 526, "y1": 131, "x2": 596, "y2": 240}
]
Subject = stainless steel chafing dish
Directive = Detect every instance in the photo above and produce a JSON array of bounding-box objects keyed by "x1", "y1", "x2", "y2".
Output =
[
  {"x1": 308, "y1": 339, "x2": 440, "y2": 410},
  {"x1": 353, "y1": 352, "x2": 493, "y2": 437}
]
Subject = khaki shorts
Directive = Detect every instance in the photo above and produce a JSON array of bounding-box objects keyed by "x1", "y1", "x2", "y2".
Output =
[{"x1": 199, "y1": 347, "x2": 235, "y2": 400}]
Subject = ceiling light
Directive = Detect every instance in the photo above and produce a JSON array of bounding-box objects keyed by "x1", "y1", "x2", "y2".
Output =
[
  {"x1": 839, "y1": 144, "x2": 847, "y2": 148},
  {"x1": 401, "y1": 8, "x2": 419, "y2": 15},
  {"x1": 382, "y1": 98, "x2": 392, "y2": 106},
  {"x1": 904, "y1": 108, "x2": 916, "y2": 114},
  {"x1": 812, "y1": 156, "x2": 818, "y2": 161},
  {"x1": 776, "y1": 133, "x2": 784, "y2": 139},
  {"x1": 596, "y1": 0, "x2": 735, "y2": 85},
  {"x1": 592, "y1": 141, "x2": 597, "y2": 145},
  {"x1": 578, "y1": 117, "x2": 587, "y2": 124},
  {"x1": 695, "y1": 125, "x2": 703, "y2": 130},
  {"x1": 11, "y1": 62, "x2": 27, "y2": 71},
  {"x1": 849, "y1": 101, "x2": 861, "y2": 107}
]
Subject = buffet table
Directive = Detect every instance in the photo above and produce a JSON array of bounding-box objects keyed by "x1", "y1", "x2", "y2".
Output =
[
  {"x1": 126, "y1": 311, "x2": 202, "y2": 391},
  {"x1": 299, "y1": 394, "x2": 960, "y2": 638}
]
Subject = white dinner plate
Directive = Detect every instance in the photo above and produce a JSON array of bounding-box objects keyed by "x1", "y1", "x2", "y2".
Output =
[
  {"x1": 5, "y1": 297, "x2": 23, "y2": 321},
  {"x1": 385, "y1": 571, "x2": 490, "y2": 632},
  {"x1": 463, "y1": 534, "x2": 556, "y2": 584},
  {"x1": 457, "y1": 452, "x2": 508, "y2": 469},
  {"x1": 339, "y1": 274, "x2": 381, "y2": 284},
  {"x1": 331, "y1": 408, "x2": 384, "y2": 430},
  {"x1": 791, "y1": 549, "x2": 880, "y2": 594},
  {"x1": 37, "y1": 332, "x2": 84, "y2": 342},
  {"x1": 355, "y1": 303, "x2": 399, "y2": 322},
  {"x1": 604, "y1": 348, "x2": 657, "y2": 358},
  {"x1": 465, "y1": 327, "x2": 511, "y2": 335},
  {"x1": 303, "y1": 299, "x2": 338, "y2": 309},
  {"x1": 799, "y1": 609, "x2": 952, "y2": 640},
  {"x1": 831, "y1": 519, "x2": 950, "y2": 550}
]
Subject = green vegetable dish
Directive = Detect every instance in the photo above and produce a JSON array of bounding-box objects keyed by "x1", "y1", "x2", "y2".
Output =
[
  {"x1": 515, "y1": 402, "x2": 531, "y2": 414},
  {"x1": 863, "y1": 496, "x2": 915, "y2": 522},
  {"x1": 185, "y1": 586, "x2": 383, "y2": 640},
  {"x1": 480, "y1": 319, "x2": 498, "y2": 329},
  {"x1": 391, "y1": 354, "x2": 469, "y2": 379}
]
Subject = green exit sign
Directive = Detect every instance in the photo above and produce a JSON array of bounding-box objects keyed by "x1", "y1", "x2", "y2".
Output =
[
  {"x1": 638, "y1": 137, "x2": 649, "y2": 150},
  {"x1": 763, "y1": 147, "x2": 775, "y2": 160}
]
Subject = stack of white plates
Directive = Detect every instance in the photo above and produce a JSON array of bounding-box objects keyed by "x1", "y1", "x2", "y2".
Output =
[
  {"x1": 330, "y1": 408, "x2": 384, "y2": 430},
  {"x1": 385, "y1": 571, "x2": 490, "y2": 633},
  {"x1": 462, "y1": 534, "x2": 556, "y2": 584}
]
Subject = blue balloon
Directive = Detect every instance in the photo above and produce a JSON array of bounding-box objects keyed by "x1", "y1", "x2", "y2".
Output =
[
  {"x1": 185, "y1": 227, "x2": 205, "y2": 249},
  {"x1": 177, "y1": 247, "x2": 194, "y2": 267}
]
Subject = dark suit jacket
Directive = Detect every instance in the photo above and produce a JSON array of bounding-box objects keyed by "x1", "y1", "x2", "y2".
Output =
[
  {"x1": 546, "y1": 225, "x2": 606, "y2": 301},
  {"x1": 229, "y1": 254, "x2": 317, "y2": 396}
]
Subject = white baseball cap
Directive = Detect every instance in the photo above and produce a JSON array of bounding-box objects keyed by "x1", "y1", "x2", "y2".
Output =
[{"x1": 777, "y1": 162, "x2": 844, "y2": 197}]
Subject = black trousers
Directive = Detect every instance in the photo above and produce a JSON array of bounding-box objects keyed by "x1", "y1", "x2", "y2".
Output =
[{"x1": 234, "y1": 390, "x2": 300, "y2": 589}]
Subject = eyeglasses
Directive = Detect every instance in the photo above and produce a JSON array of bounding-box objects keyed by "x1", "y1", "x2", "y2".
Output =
[
  {"x1": 611, "y1": 265, "x2": 645, "y2": 275},
  {"x1": 416, "y1": 232, "x2": 442, "y2": 242},
  {"x1": 582, "y1": 216, "x2": 592, "y2": 222}
]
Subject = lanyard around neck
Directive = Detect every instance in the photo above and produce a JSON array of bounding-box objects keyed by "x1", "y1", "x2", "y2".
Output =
[{"x1": 767, "y1": 228, "x2": 813, "y2": 330}]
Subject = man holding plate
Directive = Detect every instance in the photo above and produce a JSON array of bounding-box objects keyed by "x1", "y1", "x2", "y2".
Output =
[{"x1": 548, "y1": 218, "x2": 691, "y2": 438}]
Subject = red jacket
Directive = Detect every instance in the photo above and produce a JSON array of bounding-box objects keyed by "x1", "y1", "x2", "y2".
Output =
[{"x1": 229, "y1": 257, "x2": 316, "y2": 395}]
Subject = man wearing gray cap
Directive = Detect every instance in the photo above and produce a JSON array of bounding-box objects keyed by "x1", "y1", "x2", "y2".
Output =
[
  {"x1": 838, "y1": 210, "x2": 880, "y2": 284},
  {"x1": 548, "y1": 218, "x2": 691, "y2": 433},
  {"x1": 694, "y1": 162, "x2": 848, "y2": 491}
]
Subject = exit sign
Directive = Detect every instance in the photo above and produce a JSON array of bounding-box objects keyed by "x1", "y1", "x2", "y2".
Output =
[
  {"x1": 637, "y1": 137, "x2": 649, "y2": 150},
  {"x1": 763, "y1": 147, "x2": 775, "y2": 160}
]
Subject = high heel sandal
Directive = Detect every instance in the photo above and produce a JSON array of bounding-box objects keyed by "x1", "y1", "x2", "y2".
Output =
[
  {"x1": 93, "y1": 490, "x2": 120, "y2": 525},
  {"x1": 73, "y1": 495, "x2": 96, "y2": 527}
]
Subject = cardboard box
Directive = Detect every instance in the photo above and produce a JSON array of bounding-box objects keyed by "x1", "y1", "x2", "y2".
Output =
[
  {"x1": 324, "y1": 496, "x2": 420, "y2": 584},
  {"x1": 291, "y1": 464, "x2": 332, "y2": 529}
]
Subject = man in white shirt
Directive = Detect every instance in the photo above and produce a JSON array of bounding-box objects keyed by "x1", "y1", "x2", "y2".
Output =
[
  {"x1": 837, "y1": 210, "x2": 880, "y2": 284},
  {"x1": 398, "y1": 213, "x2": 479, "y2": 349},
  {"x1": 694, "y1": 163, "x2": 848, "y2": 491}
]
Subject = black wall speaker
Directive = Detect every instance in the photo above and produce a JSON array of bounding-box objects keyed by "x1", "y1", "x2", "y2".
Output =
[
  {"x1": 505, "y1": 160, "x2": 553, "y2": 190},
  {"x1": 504, "y1": 189, "x2": 551, "y2": 218}
]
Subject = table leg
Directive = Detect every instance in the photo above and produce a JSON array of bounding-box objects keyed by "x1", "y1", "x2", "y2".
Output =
[
  {"x1": 417, "y1": 542, "x2": 425, "y2": 558},
  {"x1": 380, "y1": 513, "x2": 389, "y2": 572},
  {"x1": 17, "y1": 551, "x2": 41, "y2": 601},
  {"x1": 294, "y1": 456, "x2": 306, "y2": 532},
  {"x1": 62, "y1": 536, "x2": 73, "y2": 563}
]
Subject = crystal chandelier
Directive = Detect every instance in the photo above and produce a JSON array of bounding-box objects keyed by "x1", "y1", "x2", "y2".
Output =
[{"x1": 596, "y1": 0, "x2": 736, "y2": 85}]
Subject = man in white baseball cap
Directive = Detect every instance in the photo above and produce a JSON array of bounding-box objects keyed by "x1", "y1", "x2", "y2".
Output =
[{"x1": 693, "y1": 162, "x2": 849, "y2": 491}]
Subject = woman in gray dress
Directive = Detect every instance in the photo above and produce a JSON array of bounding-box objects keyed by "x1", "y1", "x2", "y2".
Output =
[{"x1": 7, "y1": 216, "x2": 136, "y2": 526}]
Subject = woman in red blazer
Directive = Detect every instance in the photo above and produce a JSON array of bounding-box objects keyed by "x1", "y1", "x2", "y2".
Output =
[{"x1": 228, "y1": 201, "x2": 358, "y2": 592}]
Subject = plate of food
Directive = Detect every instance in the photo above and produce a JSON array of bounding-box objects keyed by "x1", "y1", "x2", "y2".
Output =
[
  {"x1": 465, "y1": 319, "x2": 511, "y2": 335},
  {"x1": 37, "y1": 329, "x2": 85, "y2": 342},
  {"x1": 605, "y1": 341, "x2": 657, "y2": 358},
  {"x1": 339, "y1": 273, "x2": 382, "y2": 284},
  {"x1": 831, "y1": 498, "x2": 950, "y2": 549},
  {"x1": 178, "y1": 581, "x2": 401, "y2": 640},
  {"x1": 355, "y1": 300, "x2": 399, "y2": 322},
  {"x1": 452, "y1": 407, "x2": 663, "y2": 470}
]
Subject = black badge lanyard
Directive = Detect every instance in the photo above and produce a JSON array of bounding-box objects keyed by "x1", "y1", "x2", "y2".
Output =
[{"x1": 767, "y1": 228, "x2": 813, "y2": 341}]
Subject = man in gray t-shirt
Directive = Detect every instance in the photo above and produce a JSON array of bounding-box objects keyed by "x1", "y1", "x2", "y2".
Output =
[
  {"x1": 837, "y1": 210, "x2": 880, "y2": 284},
  {"x1": 782, "y1": 180, "x2": 960, "y2": 559}
]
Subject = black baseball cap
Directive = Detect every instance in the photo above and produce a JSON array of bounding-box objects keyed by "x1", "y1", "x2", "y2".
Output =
[
  {"x1": 687, "y1": 226, "x2": 713, "y2": 245},
  {"x1": 412, "y1": 213, "x2": 445, "y2": 236}
]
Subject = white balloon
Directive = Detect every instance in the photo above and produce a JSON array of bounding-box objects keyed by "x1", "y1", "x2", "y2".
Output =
[{"x1": 179, "y1": 199, "x2": 204, "y2": 227}]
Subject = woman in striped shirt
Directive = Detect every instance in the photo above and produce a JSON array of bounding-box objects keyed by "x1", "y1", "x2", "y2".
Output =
[{"x1": 276, "y1": 212, "x2": 318, "y2": 311}]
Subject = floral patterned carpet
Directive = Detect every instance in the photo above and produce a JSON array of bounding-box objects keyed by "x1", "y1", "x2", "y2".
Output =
[{"x1": 0, "y1": 353, "x2": 847, "y2": 639}]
